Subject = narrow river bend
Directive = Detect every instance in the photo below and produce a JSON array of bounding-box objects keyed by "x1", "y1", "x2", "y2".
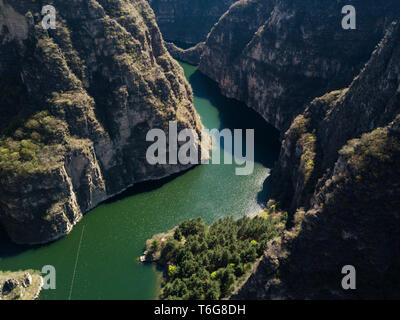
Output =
[{"x1": 0, "y1": 62, "x2": 280, "y2": 300}]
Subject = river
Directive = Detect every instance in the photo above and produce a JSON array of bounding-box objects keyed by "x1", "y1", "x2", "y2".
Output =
[{"x1": 0, "y1": 62, "x2": 280, "y2": 299}]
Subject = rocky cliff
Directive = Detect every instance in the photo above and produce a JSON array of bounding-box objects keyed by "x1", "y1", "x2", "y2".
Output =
[
  {"x1": 199, "y1": 0, "x2": 400, "y2": 131},
  {"x1": 148, "y1": 0, "x2": 237, "y2": 45},
  {"x1": 233, "y1": 21, "x2": 400, "y2": 299},
  {"x1": 0, "y1": 0, "x2": 204, "y2": 244},
  {"x1": 0, "y1": 270, "x2": 43, "y2": 300},
  {"x1": 164, "y1": 41, "x2": 204, "y2": 65}
]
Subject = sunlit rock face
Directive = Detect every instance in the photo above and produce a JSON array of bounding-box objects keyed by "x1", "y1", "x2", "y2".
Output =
[
  {"x1": 199, "y1": 0, "x2": 400, "y2": 132},
  {"x1": 232, "y1": 21, "x2": 400, "y2": 300},
  {"x1": 0, "y1": 0, "x2": 204, "y2": 244},
  {"x1": 0, "y1": 270, "x2": 43, "y2": 300}
]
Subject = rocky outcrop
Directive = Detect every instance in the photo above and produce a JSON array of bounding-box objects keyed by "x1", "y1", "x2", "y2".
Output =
[
  {"x1": 0, "y1": 270, "x2": 43, "y2": 300},
  {"x1": 0, "y1": 0, "x2": 205, "y2": 244},
  {"x1": 164, "y1": 41, "x2": 204, "y2": 65},
  {"x1": 199, "y1": 0, "x2": 400, "y2": 131},
  {"x1": 148, "y1": 0, "x2": 236, "y2": 45},
  {"x1": 273, "y1": 20, "x2": 400, "y2": 212},
  {"x1": 233, "y1": 21, "x2": 400, "y2": 300}
]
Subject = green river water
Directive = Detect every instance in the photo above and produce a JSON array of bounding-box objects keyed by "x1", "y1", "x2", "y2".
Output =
[{"x1": 0, "y1": 62, "x2": 280, "y2": 299}]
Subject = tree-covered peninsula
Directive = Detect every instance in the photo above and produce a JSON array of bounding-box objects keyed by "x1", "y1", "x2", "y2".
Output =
[{"x1": 142, "y1": 206, "x2": 287, "y2": 300}]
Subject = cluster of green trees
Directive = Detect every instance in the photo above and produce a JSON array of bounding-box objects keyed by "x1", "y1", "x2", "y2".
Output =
[
  {"x1": 0, "y1": 110, "x2": 64, "y2": 178},
  {"x1": 151, "y1": 213, "x2": 286, "y2": 300}
]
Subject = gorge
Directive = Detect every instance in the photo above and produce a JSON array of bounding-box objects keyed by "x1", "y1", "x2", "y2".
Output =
[
  {"x1": 147, "y1": 0, "x2": 400, "y2": 299},
  {"x1": 1, "y1": 0, "x2": 400, "y2": 300},
  {"x1": 0, "y1": 0, "x2": 206, "y2": 245},
  {"x1": 0, "y1": 61, "x2": 280, "y2": 299}
]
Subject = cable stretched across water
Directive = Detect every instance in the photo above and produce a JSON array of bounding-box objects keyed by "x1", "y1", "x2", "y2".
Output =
[{"x1": 68, "y1": 225, "x2": 85, "y2": 300}]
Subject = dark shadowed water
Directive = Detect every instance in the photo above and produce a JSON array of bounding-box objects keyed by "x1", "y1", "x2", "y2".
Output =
[{"x1": 0, "y1": 62, "x2": 280, "y2": 299}]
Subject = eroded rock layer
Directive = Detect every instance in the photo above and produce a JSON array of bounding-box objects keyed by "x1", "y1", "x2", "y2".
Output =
[
  {"x1": 0, "y1": 0, "x2": 204, "y2": 244},
  {"x1": 233, "y1": 21, "x2": 400, "y2": 300},
  {"x1": 199, "y1": 0, "x2": 400, "y2": 131}
]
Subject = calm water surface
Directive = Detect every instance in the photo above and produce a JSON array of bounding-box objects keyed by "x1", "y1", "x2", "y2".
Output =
[{"x1": 0, "y1": 62, "x2": 280, "y2": 299}]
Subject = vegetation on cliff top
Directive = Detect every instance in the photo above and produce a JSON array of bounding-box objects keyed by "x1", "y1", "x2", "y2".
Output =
[
  {"x1": 144, "y1": 209, "x2": 287, "y2": 300},
  {"x1": 0, "y1": 270, "x2": 43, "y2": 300},
  {"x1": 0, "y1": 110, "x2": 67, "y2": 179}
]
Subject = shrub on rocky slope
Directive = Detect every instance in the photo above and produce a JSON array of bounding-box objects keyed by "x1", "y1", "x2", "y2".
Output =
[{"x1": 0, "y1": 0, "x2": 204, "y2": 244}]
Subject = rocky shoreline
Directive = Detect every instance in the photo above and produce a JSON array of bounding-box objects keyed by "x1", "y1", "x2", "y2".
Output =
[
  {"x1": 0, "y1": 270, "x2": 43, "y2": 300},
  {"x1": 140, "y1": 206, "x2": 287, "y2": 299},
  {"x1": 0, "y1": 0, "x2": 206, "y2": 245}
]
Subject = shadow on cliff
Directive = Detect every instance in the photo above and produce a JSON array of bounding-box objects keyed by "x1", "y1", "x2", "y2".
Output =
[
  {"x1": 0, "y1": 68, "x2": 281, "y2": 259},
  {"x1": 103, "y1": 165, "x2": 198, "y2": 204},
  {"x1": 0, "y1": 166, "x2": 200, "y2": 260},
  {"x1": 0, "y1": 225, "x2": 34, "y2": 259},
  {"x1": 188, "y1": 69, "x2": 280, "y2": 166},
  {"x1": 188, "y1": 68, "x2": 281, "y2": 206},
  {"x1": 256, "y1": 174, "x2": 274, "y2": 207}
]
